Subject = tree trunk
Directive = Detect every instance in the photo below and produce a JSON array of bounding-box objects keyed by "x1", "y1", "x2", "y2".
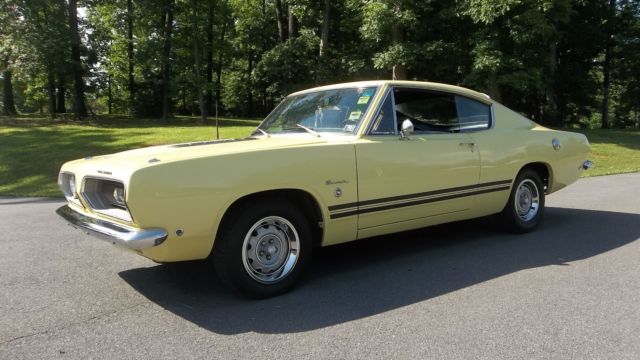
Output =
[
  {"x1": 56, "y1": 85, "x2": 66, "y2": 113},
  {"x1": 601, "y1": 0, "x2": 616, "y2": 129},
  {"x1": 2, "y1": 69, "x2": 17, "y2": 115},
  {"x1": 391, "y1": 16, "x2": 406, "y2": 80},
  {"x1": 274, "y1": 0, "x2": 287, "y2": 43},
  {"x1": 545, "y1": 42, "x2": 558, "y2": 126},
  {"x1": 247, "y1": 53, "x2": 253, "y2": 118},
  {"x1": 319, "y1": 0, "x2": 330, "y2": 57},
  {"x1": 288, "y1": 5, "x2": 298, "y2": 39},
  {"x1": 107, "y1": 74, "x2": 113, "y2": 115},
  {"x1": 215, "y1": 14, "x2": 227, "y2": 114},
  {"x1": 56, "y1": 73, "x2": 66, "y2": 113},
  {"x1": 205, "y1": 0, "x2": 216, "y2": 116},
  {"x1": 126, "y1": 0, "x2": 135, "y2": 112},
  {"x1": 47, "y1": 69, "x2": 56, "y2": 119},
  {"x1": 192, "y1": 0, "x2": 206, "y2": 122},
  {"x1": 161, "y1": 0, "x2": 175, "y2": 121},
  {"x1": 68, "y1": 0, "x2": 88, "y2": 119},
  {"x1": 601, "y1": 45, "x2": 612, "y2": 129},
  {"x1": 487, "y1": 75, "x2": 502, "y2": 102},
  {"x1": 181, "y1": 86, "x2": 187, "y2": 113}
]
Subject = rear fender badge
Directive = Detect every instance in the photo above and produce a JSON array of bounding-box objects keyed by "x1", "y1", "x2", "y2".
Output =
[
  {"x1": 552, "y1": 139, "x2": 562, "y2": 151},
  {"x1": 97, "y1": 170, "x2": 112, "y2": 175},
  {"x1": 326, "y1": 179, "x2": 349, "y2": 185},
  {"x1": 334, "y1": 188, "x2": 343, "y2": 197}
]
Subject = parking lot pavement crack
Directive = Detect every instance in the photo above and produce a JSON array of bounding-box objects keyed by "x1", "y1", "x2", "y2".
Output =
[
  {"x1": 0, "y1": 302, "x2": 148, "y2": 347},
  {"x1": 0, "y1": 330, "x2": 51, "y2": 347}
]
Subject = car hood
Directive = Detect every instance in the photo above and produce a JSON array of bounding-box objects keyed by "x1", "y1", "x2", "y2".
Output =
[{"x1": 61, "y1": 136, "x2": 333, "y2": 182}]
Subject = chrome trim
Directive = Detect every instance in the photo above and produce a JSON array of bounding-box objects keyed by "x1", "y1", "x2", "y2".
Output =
[
  {"x1": 241, "y1": 216, "x2": 300, "y2": 284},
  {"x1": 514, "y1": 178, "x2": 540, "y2": 222},
  {"x1": 80, "y1": 176, "x2": 134, "y2": 224},
  {"x1": 56, "y1": 205, "x2": 167, "y2": 250},
  {"x1": 582, "y1": 160, "x2": 594, "y2": 170}
]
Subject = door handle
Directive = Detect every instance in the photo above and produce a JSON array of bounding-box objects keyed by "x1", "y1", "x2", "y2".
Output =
[{"x1": 459, "y1": 142, "x2": 477, "y2": 151}]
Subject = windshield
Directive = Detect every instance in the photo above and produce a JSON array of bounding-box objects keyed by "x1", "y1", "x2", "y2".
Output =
[{"x1": 257, "y1": 86, "x2": 378, "y2": 135}]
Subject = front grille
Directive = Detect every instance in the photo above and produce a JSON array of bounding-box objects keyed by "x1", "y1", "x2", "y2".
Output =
[{"x1": 81, "y1": 178, "x2": 132, "y2": 222}]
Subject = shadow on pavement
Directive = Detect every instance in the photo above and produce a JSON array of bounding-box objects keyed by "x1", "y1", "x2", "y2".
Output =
[{"x1": 119, "y1": 207, "x2": 640, "y2": 334}]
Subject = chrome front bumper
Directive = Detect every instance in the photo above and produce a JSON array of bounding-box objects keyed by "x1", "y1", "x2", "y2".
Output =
[{"x1": 56, "y1": 205, "x2": 167, "y2": 250}]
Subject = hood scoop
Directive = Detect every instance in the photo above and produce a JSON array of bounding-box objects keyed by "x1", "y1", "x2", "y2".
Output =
[{"x1": 169, "y1": 137, "x2": 256, "y2": 148}]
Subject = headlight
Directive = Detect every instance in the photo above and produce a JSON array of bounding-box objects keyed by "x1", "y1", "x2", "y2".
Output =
[
  {"x1": 82, "y1": 178, "x2": 132, "y2": 222},
  {"x1": 112, "y1": 186, "x2": 125, "y2": 207},
  {"x1": 69, "y1": 176, "x2": 76, "y2": 195},
  {"x1": 58, "y1": 172, "x2": 77, "y2": 199}
]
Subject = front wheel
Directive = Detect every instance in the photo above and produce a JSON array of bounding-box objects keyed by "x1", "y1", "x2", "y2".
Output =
[
  {"x1": 500, "y1": 169, "x2": 545, "y2": 233},
  {"x1": 212, "y1": 200, "x2": 312, "y2": 298}
]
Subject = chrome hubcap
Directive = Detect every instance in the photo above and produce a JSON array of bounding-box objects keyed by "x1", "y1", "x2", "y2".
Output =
[
  {"x1": 515, "y1": 179, "x2": 540, "y2": 222},
  {"x1": 242, "y1": 216, "x2": 299, "y2": 284}
]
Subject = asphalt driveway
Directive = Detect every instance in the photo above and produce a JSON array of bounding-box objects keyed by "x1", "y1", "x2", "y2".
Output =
[{"x1": 1, "y1": 173, "x2": 639, "y2": 359}]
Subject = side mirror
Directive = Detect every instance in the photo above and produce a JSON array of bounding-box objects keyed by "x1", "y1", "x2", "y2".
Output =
[{"x1": 400, "y1": 119, "x2": 414, "y2": 139}]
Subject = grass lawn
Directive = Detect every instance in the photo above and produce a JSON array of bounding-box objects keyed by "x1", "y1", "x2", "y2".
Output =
[
  {"x1": 0, "y1": 115, "x2": 638, "y2": 197},
  {"x1": 0, "y1": 115, "x2": 260, "y2": 197},
  {"x1": 573, "y1": 129, "x2": 640, "y2": 177}
]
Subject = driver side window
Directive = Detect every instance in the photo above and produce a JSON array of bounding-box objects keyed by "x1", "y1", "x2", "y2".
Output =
[
  {"x1": 369, "y1": 87, "x2": 492, "y2": 135},
  {"x1": 394, "y1": 88, "x2": 458, "y2": 133}
]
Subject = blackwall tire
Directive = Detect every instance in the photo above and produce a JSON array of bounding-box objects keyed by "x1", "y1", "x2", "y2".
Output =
[
  {"x1": 500, "y1": 169, "x2": 545, "y2": 233},
  {"x1": 212, "y1": 200, "x2": 312, "y2": 298}
]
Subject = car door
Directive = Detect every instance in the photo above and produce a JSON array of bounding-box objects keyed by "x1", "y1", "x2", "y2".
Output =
[
  {"x1": 459, "y1": 98, "x2": 521, "y2": 216},
  {"x1": 354, "y1": 86, "x2": 481, "y2": 231}
]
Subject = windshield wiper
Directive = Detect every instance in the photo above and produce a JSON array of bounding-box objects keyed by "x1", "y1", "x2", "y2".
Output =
[
  {"x1": 295, "y1": 124, "x2": 321, "y2": 137},
  {"x1": 252, "y1": 128, "x2": 270, "y2": 138}
]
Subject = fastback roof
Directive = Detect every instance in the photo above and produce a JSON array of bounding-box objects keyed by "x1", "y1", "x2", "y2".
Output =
[{"x1": 289, "y1": 80, "x2": 492, "y2": 104}]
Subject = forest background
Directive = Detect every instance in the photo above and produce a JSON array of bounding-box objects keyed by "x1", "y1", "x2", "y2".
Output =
[{"x1": 1, "y1": 0, "x2": 639, "y2": 129}]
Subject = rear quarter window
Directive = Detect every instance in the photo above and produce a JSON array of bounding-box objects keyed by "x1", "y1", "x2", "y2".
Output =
[{"x1": 455, "y1": 96, "x2": 491, "y2": 131}]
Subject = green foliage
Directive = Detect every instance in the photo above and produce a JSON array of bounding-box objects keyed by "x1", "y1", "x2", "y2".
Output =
[
  {"x1": 0, "y1": 0, "x2": 638, "y2": 127},
  {"x1": 254, "y1": 31, "x2": 319, "y2": 99}
]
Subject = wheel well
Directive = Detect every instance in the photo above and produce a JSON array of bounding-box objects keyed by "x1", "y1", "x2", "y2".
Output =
[
  {"x1": 520, "y1": 162, "x2": 551, "y2": 192},
  {"x1": 214, "y1": 189, "x2": 324, "y2": 252}
]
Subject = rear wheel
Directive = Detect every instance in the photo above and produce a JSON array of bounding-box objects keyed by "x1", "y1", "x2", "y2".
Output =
[
  {"x1": 212, "y1": 200, "x2": 312, "y2": 298},
  {"x1": 500, "y1": 169, "x2": 545, "y2": 233}
]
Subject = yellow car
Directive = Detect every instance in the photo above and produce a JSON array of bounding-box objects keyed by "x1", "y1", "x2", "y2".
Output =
[{"x1": 56, "y1": 80, "x2": 591, "y2": 297}]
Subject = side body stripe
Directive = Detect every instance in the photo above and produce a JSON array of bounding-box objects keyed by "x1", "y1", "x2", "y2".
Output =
[{"x1": 328, "y1": 180, "x2": 512, "y2": 219}]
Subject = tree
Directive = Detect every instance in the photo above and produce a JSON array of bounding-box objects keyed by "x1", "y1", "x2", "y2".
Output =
[
  {"x1": 319, "y1": 0, "x2": 330, "y2": 57},
  {"x1": 68, "y1": 0, "x2": 88, "y2": 118},
  {"x1": 274, "y1": 0, "x2": 287, "y2": 43},
  {"x1": 205, "y1": 0, "x2": 217, "y2": 115},
  {"x1": 3, "y1": 0, "x2": 638, "y2": 128},
  {"x1": 601, "y1": 0, "x2": 616, "y2": 129},
  {"x1": 126, "y1": 0, "x2": 135, "y2": 112},
  {"x1": 191, "y1": 0, "x2": 206, "y2": 122},
  {"x1": 1, "y1": 1, "x2": 19, "y2": 115},
  {"x1": 2, "y1": 69, "x2": 18, "y2": 115},
  {"x1": 17, "y1": 0, "x2": 71, "y2": 118},
  {"x1": 161, "y1": 0, "x2": 175, "y2": 121}
]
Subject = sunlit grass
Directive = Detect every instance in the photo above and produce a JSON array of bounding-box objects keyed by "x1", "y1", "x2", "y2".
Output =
[
  {"x1": 0, "y1": 115, "x2": 259, "y2": 197},
  {"x1": 573, "y1": 129, "x2": 640, "y2": 177}
]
